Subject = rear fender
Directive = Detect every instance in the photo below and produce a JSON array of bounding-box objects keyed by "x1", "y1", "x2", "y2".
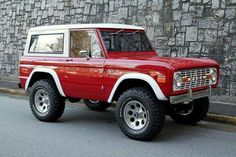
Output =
[{"x1": 25, "y1": 67, "x2": 65, "y2": 97}]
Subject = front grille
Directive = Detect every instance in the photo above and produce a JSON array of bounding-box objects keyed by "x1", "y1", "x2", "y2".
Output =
[{"x1": 177, "y1": 68, "x2": 211, "y2": 90}]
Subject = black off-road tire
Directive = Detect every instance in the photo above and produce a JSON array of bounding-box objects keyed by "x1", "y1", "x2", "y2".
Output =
[
  {"x1": 84, "y1": 99, "x2": 111, "y2": 111},
  {"x1": 29, "y1": 79, "x2": 65, "y2": 122},
  {"x1": 169, "y1": 97, "x2": 209, "y2": 125},
  {"x1": 116, "y1": 87, "x2": 165, "y2": 141}
]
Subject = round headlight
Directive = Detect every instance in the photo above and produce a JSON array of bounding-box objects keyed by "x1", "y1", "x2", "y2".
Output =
[
  {"x1": 174, "y1": 73, "x2": 182, "y2": 88},
  {"x1": 210, "y1": 69, "x2": 217, "y2": 83}
]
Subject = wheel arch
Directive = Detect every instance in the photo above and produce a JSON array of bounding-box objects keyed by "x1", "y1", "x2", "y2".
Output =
[
  {"x1": 107, "y1": 73, "x2": 167, "y2": 103},
  {"x1": 25, "y1": 67, "x2": 65, "y2": 97}
]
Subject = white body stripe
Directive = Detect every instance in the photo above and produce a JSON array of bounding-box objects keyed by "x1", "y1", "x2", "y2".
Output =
[
  {"x1": 19, "y1": 64, "x2": 35, "y2": 68},
  {"x1": 107, "y1": 73, "x2": 168, "y2": 103},
  {"x1": 25, "y1": 67, "x2": 65, "y2": 97}
]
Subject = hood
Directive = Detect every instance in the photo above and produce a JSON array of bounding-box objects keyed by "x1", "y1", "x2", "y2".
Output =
[
  {"x1": 153, "y1": 56, "x2": 219, "y2": 70},
  {"x1": 112, "y1": 54, "x2": 219, "y2": 70}
]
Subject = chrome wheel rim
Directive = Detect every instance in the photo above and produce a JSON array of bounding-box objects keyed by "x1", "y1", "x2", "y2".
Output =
[
  {"x1": 175, "y1": 103, "x2": 194, "y2": 116},
  {"x1": 123, "y1": 100, "x2": 148, "y2": 130},
  {"x1": 88, "y1": 100, "x2": 99, "y2": 103},
  {"x1": 34, "y1": 89, "x2": 50, "y2": 114}
]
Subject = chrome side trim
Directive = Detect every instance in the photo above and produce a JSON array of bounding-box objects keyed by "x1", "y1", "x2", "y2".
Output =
[{"x1": 19, "y1": 76, "x2": 28, "y2": 79}]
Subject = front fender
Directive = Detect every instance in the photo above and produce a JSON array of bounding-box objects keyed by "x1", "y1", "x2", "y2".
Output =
[{"x1": 107, "y1": 73, "x2": 168, "y2": 103}]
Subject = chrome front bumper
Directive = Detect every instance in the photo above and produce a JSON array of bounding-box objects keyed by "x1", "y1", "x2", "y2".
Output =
[{"x1": 169, "y1": 86, "x2": 214, "y2": 104}]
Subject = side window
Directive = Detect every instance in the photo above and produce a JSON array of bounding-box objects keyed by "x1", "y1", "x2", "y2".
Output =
[
  {"x1": 29, "y1": 34, "x2": 64, "y2": 54},
  {"x1": 70, "y1": 30, "x2": 102, "y2": 58}
]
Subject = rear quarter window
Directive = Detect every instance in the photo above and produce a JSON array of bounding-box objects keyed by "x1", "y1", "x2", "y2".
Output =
[{"x1": 29, "y1": 34, "x2": 64, "y2": 54}]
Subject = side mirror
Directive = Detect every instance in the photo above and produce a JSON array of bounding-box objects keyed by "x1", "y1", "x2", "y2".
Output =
[{"x1": 79, "y1": 50, "x2": 91, "y2": 60}]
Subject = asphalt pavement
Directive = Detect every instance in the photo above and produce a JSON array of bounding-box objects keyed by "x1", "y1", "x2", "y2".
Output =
[
  {"x1": 0, "y1": 93, "x2": 236, "y2": 157},
  {"x1": 0, "y1": 80, "x2": 236, "y2": 117}
]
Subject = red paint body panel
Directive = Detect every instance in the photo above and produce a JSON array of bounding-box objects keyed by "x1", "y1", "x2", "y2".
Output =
[
  {"x1": 19, "y1": 28, "x2": 219, "y2": 102},
  {"x1": 64, "y1": 57, "x2": 106, "y2": 100}
]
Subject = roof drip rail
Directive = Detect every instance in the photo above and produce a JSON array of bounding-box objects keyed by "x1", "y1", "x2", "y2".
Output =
[{"x1": 109, "y1": 29, "x2": 124, "y2": 35}]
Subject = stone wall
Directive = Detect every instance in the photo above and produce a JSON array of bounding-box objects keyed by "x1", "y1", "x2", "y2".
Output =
[{"x1": 0, "y1": 0, "x2": 236, "y2": 95}]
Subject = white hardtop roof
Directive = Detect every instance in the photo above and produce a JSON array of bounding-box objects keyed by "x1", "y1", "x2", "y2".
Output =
[{"x1": 29, "y1": 23, "x2": 145, "y2": 32}]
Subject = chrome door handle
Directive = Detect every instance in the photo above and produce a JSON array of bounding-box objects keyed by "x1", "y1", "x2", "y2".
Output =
[{"x1": 66, "y1": 59, "x2": 73, "y2": 62}]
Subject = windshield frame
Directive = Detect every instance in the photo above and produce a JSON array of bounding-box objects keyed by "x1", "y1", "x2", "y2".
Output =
[{"x1": 98, "y1": 28, "x2": 155, "y2": 54}]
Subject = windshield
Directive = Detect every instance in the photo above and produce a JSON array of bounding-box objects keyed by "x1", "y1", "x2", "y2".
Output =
[{"x1": 100, "y1": 30, "x2": 153, "y2": 52}]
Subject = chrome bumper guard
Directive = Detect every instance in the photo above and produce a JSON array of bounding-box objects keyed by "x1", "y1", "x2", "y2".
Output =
[{"x1": 170, "y1": 86, "x2": 214, "y2": 104}]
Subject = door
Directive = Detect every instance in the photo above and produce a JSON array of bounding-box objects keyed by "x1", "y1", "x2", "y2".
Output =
[{"x1": 65, "y1": 29, "x2": 106, "y2": 100}]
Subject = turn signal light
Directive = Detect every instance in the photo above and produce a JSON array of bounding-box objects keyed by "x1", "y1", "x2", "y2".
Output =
[
  {"x1": 206, "y1": 73, "x2": 212, "y2": 80},
  {"x1": 157, "y1": 75, "x2": 166, "y2": 83},
  {"x1": 182, "y1": 76, "x2": 189, "y2": 83},
  {"x1": 22, "y1": 68, "x2": 28, "y2": 72},
  {"x1": 149, "y1": 71, "x2": 166, "y2": 83}
]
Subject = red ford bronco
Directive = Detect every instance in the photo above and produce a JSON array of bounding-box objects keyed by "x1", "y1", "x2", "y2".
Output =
[{"x1": 19, "y1": 24, "x2": 219, "y2": 141}]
